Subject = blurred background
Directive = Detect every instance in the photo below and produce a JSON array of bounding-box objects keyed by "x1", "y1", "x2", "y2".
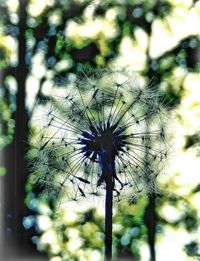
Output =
[{"x1": 0, "y1": 0, "x2": 200, "y2": 260}]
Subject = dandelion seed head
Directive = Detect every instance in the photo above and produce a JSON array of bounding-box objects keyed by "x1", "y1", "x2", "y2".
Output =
[{"x1": 30, "y1": 69, "x2": 170, "y2": 204}]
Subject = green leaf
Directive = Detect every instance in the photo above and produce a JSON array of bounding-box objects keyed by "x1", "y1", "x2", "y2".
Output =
[
  {"x1": 0, "y1": 167, "x2": 6, "y2": 176},
  {"x1": 192, "y1": 183, "x2": 200, "y2": 193}
]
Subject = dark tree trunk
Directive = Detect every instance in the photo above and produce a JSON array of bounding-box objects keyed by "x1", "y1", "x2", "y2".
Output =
[
  {"x1": 2, "y1": 0, "x2": 28, "y2": 251},
  {"x1": 0, "y1": 1, "x2": 46, "y2": 258},
  {"x1": 13, "y1": 0, "x2": 29, "y2": 248}
]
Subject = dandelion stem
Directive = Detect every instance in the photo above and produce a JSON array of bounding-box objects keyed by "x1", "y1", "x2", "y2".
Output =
[
  {"x1": 105, "y1": 177, "x2": 113, "y2": 261},
  {"x1": 101, "y1": 152, "x2": 114, "y2": 261}
]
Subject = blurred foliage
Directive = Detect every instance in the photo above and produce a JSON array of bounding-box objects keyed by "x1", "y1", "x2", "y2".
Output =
[
  {"x1": 1, "y1": 0, "x2": 200, "y2": 260},
  {"x1": 24, "y1": 187, "x2": 149, "y2": 260},
  {"x1": 0, "y1": 92, "x2": 15, "y2": 149}
]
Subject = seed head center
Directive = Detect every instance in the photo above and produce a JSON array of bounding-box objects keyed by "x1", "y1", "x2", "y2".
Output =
[{"x1": 80, "y1": 124, "x2": 126, "y2": 161}]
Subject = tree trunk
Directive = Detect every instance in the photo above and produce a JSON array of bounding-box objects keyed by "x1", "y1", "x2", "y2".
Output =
[{"x1": 1, "y1": 0, "x2": 39, "y2": 257}]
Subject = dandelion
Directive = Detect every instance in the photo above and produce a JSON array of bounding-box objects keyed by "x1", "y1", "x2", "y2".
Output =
[{"x1": 30, "y1": 68, "x2": 169, "y2": 261}]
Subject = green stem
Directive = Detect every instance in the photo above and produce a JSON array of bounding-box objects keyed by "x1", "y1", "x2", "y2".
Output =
[
  {"x1": 105, "y1": 178, "x2": 113, "y2": 261},
  {"x1": 100, "y1": 152, "x2": 114, "y2": 261}
]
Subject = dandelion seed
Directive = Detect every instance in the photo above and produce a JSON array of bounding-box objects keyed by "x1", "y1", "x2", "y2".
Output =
[{"x1": 29, "y1": 69, "x2": 169, "y2": 261}]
